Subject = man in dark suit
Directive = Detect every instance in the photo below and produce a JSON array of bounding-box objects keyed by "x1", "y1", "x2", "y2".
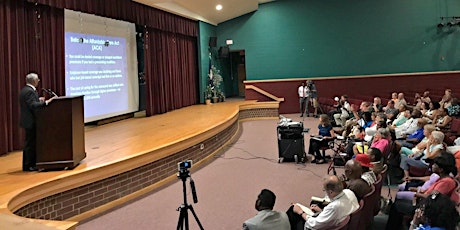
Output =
[{"x1": 19, "y1": 73, "x2": 55, "y2": 171}]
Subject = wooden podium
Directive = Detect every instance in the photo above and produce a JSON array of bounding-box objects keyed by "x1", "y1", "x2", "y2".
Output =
[{"x1": 36, "y1": 96, "x2": 86, "y2": 170}]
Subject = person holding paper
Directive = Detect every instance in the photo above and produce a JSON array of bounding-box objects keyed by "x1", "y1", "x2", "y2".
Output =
[
  {"x1": 19, "y1": 73, "x2": 56, "y2": 171},
  {"x1": 308, "y1": 114, "x2": 335, "y2": 164},
  {"x1": 287, "y1": 175, "x2": 359, "y2": 230}
]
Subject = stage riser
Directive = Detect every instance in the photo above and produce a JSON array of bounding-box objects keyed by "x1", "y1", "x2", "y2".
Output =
[{"x1": 13, "y1": 106, "x2": 277, "y2": 223}]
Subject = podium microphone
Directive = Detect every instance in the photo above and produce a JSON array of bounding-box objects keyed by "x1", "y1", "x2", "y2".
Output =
[{"x1": 48, "y1": 89, "x2": 58, "y2": 97}]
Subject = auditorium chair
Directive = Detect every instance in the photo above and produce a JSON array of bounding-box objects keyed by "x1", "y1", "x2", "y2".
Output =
[
  {"x1": 444, "y1": 118, "x2": 460, "y2": 146},
  {"x1": 373, "y1": 174, "x2": 384, "y2": 216},
  {"x1": 346, "y1": 199, "x2": 364, "y2": 230},
  {"x1": 331, "y1": 215, "x2": 350, "y2": 230},
  {"x1": 359, "y1": 184, "x2": 376, "y2": 230}
]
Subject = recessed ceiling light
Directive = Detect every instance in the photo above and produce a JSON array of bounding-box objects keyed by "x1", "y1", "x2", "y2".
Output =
[{"x1": 216, "y1": 4, "x2": 223, "y2": 11}]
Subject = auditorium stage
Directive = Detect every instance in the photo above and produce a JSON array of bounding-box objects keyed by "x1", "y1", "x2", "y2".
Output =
[{"x1": 0, "y1": 99, "x2": 279, "y2": 229}]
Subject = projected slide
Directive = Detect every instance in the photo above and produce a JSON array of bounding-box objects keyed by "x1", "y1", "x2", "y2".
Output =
[
  {"x1": 65, "y1": 33, "x2": 128, "y2": 117},
  {"x1": 64, "y1": 10, "x2": 138, "y2": 123}
]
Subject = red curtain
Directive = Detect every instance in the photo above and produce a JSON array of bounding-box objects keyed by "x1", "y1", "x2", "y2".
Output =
[
  {"x1": 0, "y1": 0, "x2": 64, "y2": 155},
  {"x1": 144, "y1": 28, "x2": 198, "y2": 115},
  {"x1": 0, "y1": 0, "x2": 198, "y2": 155}
]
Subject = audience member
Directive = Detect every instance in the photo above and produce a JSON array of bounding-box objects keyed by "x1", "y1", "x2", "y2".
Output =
[
  {"x1": 440, "y1": 89, "x2": 453, "y2": 109},
  {"x1": 372, "y1": 97, "x2": 383, "y2": 112},
  {"x1": 446, "y1": 97, "x2": 459, "y2": 117},
  {"x1": 409, "y1": 193, "x2": 459, "y2": 230},
  {"x1": 308, "y1": 114, "x2": 335, "y2": 164},
  {"x1": 433, "y1": 107, "x2": 452, "y2": 132},
  {"x1": 287, "y1": 175, "x2": 359, "y2": 230},
  {"x1": 386, "y1": 152, "x2": 458, "y2": 229},
  {"x1": 393, "y1": 109, "x2": 423, "y2": 139},
  {"x1": 243, "y1": 189, "x2": 290, "y2": 230},
  {"x1": 391, "y1": 105, "x2": 409, "y2": 127},
  {"x1": 333, "y1": 95, "x2": 351, "y2": 127},
  {"x1": 396, "y1": 173, "x2": 440, "y2": 201},
  {"x1": 342, "y1": 159, "x2": 372, "y2": 200},
  {"x1": 395, "y1": 92, "x2": 408, "y2": 109},
  {"x1": 420, "y1": 91, "x2": 431, "y2": 104},
  {"x1": 355, "y1": 153, "x2": 377, "y2": 185},
  {"x1": 384, "y1": 100, "x2": 399, "y2": 121},
  {"x1": 400, "y1": 124, "x2": 436, "y2": 157},
  {"x1": 367, "y1": 147, "x2": 386, "y2": 175},
  {"x1": 422, "y1": 101, "x2": 441, "y2": 123},
  {"x1": 364, "y1": 112, "x2": 387, "y2": 142},
  {"x1": 395, "y1": 118, "x2": 427, "y2": 149},
  {"x1": 400, "y1": 131, "x2": 445, "y2": 181}
]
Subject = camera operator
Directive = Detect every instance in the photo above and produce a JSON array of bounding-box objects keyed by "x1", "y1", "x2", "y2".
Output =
[{"x1": 305, "y1": 80, "x2": 319, "y2": 118}]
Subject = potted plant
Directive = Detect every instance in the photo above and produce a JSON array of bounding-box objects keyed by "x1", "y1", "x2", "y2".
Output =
[{"x1": 205, "y1": 85, "x2": 213, "y2": 105}]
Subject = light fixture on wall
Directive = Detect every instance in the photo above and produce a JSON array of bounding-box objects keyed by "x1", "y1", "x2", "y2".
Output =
[{"x1": 438, "y1": 16, "x2": 460, "y2": 28}]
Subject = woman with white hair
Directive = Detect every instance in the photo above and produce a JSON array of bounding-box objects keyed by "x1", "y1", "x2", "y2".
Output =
[{"x1": 399, "y1": 131, "x2": 445, "y2": 181}]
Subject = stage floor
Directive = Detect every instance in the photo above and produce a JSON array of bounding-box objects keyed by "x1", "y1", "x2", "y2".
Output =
[{"x1": 0, "y1": 99, "x2": 263, "y2": 229}]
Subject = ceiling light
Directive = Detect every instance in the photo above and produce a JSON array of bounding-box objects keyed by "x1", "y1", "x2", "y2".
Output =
[{"x1": 216, "y1": 5, "x2": 222, "y2": 11}]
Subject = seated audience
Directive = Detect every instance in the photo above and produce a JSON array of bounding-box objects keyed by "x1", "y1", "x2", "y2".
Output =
[
  {"x1": 395, "y1": 118, "x2": 428, "y2": 149},
  {"x1": 396, "y1": 173, "x2": 440, "y2": 201},
  {"x1": 391, "y1": 104, "x2": 409, "y2": 127},
  {"x1": 419, "y1": 101, "x2": 430, "y2": 116},
  {"x1": 433, "y1": 107, "x2": 452, "y2": 132},
  {"x1": 243, "y1": 189, "x2": 290, "y2": 230},
  {"x1": 400, "y1": 131, "x2": 445, "y2": 181},
  {"x1": 355, "y1": 153, "x2": 377, "y2": 185},
  {"x1": 372, "y1": 97, "x2": 383, "y2": 112},
  {"x1": 384, "y1": 100, "x2": 399, "y2": 121},
  {"x1": 364, "y1": 112, "x2": 387, "y2": 142},
  {"x1": 353, "y1": 128, "x2": 390, "y2": 155},
  {"x1": 332, "y1": 95, "x2": 351, "y2": 127},
  {"x1": 422, "y1": 101, "x2": 441, "y2": 123},
  {"x1": 342, "y1": 159, "x2": 372, "y2": 200},
  {"x1": 420, "y1": 90, "x2": 431, "y2": 104},
  {"x1": 288, "y1": 175, "x2": 359, "y2": 230},
  {"x1": 391, "y1": 92, "x2": 398, "y2": 103},
  {"x1": 367, "y1": 147, "x2": 386, "y2": 175},
  {"x1": 440, "y1": 89, "x2": 453, "y2": 109},
  {"x1": 308, "y1": 114, "x2": 335, "y2": 164},
  {"x1": 386, "y1": 152, "x2": 458, "y2": 229},
  {"x1": 395, "y1": 92, "x2": 408, "y2": 109},
  {"x1": 446, "y1": 97, "x2": 459, "y2": 117},
  {"x1": 409, "y1": 193, "x2": 459, "y2": 230},
  {"x1": 400, "y1": 124, "x2": 436, "y2": 157},
  {"x1": 393, "y1": 109, "x2": 423, "y2": 139}
]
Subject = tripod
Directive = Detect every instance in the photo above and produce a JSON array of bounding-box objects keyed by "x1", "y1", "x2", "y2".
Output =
[{"x1": 176, "y1": 170, "x2": 204, "y2": 230}]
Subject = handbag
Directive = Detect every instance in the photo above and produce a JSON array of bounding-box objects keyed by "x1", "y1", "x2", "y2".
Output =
[{"x1": 380, "y1": 173, "x2": 393, "y2": 215}]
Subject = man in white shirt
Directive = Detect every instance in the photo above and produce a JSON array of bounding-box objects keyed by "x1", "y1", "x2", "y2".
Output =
[
  {"x1": 243, "y1": 189, "x2": 290, "y2": 230},
  {"x1": 298, "y1": 82, "x2": 307, "y2": 117},
  {"x1": 289, "y1": 175, "x2": 359, "y2": 230}
]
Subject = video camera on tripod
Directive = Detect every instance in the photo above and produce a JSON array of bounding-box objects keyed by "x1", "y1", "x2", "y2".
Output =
[{"x1": 176, "y1": 160, "x2": 203, "y2": 230}]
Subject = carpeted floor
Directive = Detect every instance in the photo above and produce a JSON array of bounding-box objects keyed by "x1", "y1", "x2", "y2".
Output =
[{"x1": 76, "y1": 114, "x2": 396, "y2": 230}]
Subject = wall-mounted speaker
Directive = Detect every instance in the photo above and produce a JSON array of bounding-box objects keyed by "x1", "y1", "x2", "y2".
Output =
[
  {"x1": 218, "y1": 46, "x2": 229, "y2": 58},
  {"x1": 209, "y1": 37, "x2": 217, "y2": 47}
]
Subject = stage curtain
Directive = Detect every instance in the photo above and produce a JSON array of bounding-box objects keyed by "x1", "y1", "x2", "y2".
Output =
[
  {"x1": 144, "y1": 28, "x2": 198, "y2": 115},
  {"x1": 0, "y1": 0, "x2": 64, "y2": 155},
  {"x1": 27, "y1": 0, "x2": 197, "y2": 37}
]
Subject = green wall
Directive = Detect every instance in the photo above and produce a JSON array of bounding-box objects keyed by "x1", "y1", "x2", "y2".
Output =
[
  {"x1": 215, "y1": 0, "x2": 460, "y2": 80},
  {"x1": 198, "y1": 21, "x2": 216, "y2": 103}
]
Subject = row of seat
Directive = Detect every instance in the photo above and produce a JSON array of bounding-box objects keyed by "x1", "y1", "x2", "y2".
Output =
[{"x1": 334, "y1": 171, "x2": 386, "y2": 230}]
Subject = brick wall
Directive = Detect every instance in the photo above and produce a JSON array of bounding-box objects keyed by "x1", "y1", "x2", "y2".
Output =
[{"x1": 14, "y1": 106, "x2": 276, "y2": 221}]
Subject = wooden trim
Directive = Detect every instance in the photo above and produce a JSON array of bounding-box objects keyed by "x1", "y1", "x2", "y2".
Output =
[{"x1": 245, "y1": 85, "x2": 285, "y2": 102}]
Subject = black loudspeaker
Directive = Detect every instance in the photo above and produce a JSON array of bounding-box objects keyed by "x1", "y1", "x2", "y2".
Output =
[
  {"x1": 218, "y1": 46, "x2": 229, "y2": 58},
  {"x1": 278, "y1": 138, "x2": 304, "y2": 160},
  {"x1": 209, "y1": 37, "x2": 217, "y2": 47}
]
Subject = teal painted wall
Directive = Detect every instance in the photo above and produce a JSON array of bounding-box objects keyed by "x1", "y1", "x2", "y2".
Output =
[
  {"x1": 198, "y1": 21, "x2": 216, "y2": 103},
  {"x1": 216, "y1": 0, "x2": 460, "y2": 80}
]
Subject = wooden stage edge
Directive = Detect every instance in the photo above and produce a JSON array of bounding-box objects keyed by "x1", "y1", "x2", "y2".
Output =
[{"x1": 0, "y1": 100, "x2": 279, "y2": 230}]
